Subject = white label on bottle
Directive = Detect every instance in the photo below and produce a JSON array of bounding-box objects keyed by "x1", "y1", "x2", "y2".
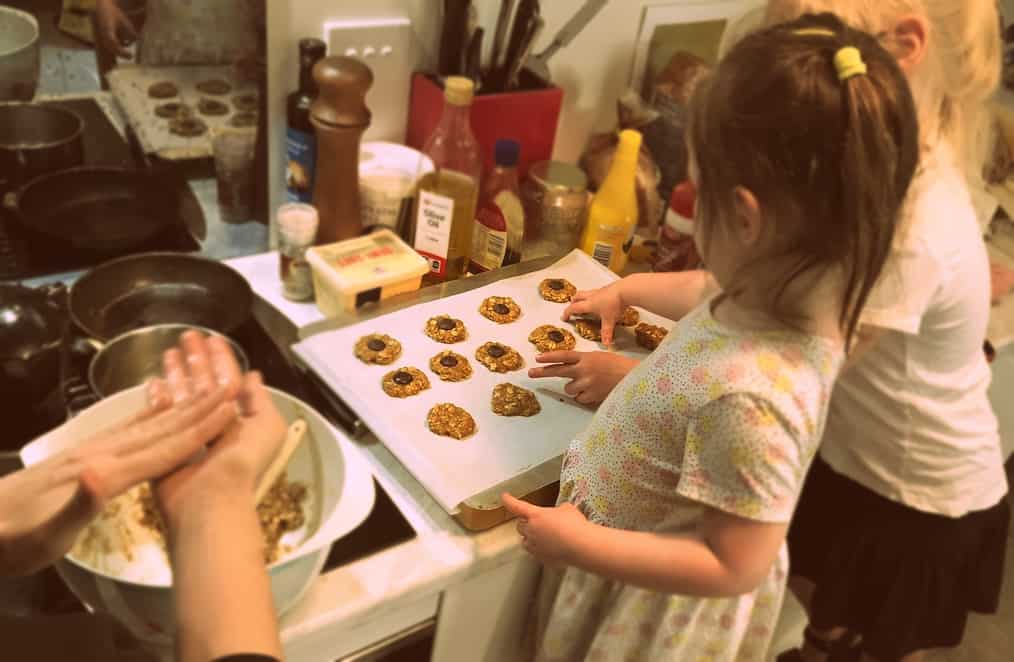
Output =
[
  {"x1": 414, "y1": 189, "x2": 454, "y2": 274},
  {"x1": 592, "y1": 241, "x2": 614, "y2": 268},
  {"x1": 471, "y1": 219, "x2": 508, "y2": 272}
]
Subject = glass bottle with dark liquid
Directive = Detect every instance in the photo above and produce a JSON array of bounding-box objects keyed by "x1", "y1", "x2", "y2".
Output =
[{"x1": 286, "y1": 38, "x2": 326, "y2": 203}]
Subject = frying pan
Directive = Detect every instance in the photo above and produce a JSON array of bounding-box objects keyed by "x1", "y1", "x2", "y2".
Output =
[
  {"x1": 69, "y1": 252, "x2": 253, "y2": 342},
  {"x1": 11, "y1": 167, "x2": 177, "y2": 255}
]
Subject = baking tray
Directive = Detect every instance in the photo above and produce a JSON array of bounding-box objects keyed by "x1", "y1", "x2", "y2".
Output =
[
  {"x1": 293, "y1": 251, "x2": 674, "y2": 520},
  {"x1": 107, "y1": 64, "x2": 256, "y2": 160}
]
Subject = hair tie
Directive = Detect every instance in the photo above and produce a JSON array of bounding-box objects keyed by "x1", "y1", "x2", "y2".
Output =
[
  {"x1": 793, "y1": 27, "x2": 835, "y2": 37},
  {"x1": 834, "y1": 46, "x2": 867, "y2": 81}
]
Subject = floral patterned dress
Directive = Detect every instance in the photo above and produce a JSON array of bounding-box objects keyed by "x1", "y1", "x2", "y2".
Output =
[{"x1": 530, "y1": 300, "x2": 842, "y2": 662}]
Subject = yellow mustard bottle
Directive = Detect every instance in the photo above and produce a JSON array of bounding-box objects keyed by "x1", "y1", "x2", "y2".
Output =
[{"x1": 579, "y1": 129, "x2": 641, "y2": 274}]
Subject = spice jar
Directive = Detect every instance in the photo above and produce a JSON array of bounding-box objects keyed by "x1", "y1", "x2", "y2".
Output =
[
  {"x1": 521, "y1": 161, "x2": 589, "y2": 260},
  {"x1": 278, "y1": 203, "x2": 320, "y2": 301},
  {"x1": 653, "y1": 181, "x2": 701, "y2": 272}
]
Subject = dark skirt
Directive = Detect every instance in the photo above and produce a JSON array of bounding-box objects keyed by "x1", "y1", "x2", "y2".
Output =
[{"x1": 787, "y1": 456, "x2": 1010, "y2": 661}]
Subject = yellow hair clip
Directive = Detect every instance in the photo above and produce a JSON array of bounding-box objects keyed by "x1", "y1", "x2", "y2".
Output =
[
  {"x1": 793, "y1": 27, "x2": 835, "y2": 37},
  {"x1": 834, "y1": 46, "x2": 867, "y2": 81}
]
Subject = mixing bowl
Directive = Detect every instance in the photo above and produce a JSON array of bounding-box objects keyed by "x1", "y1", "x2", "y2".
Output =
[{"x1": 0, "y1": 6, "x2": 40, "y2": 101}]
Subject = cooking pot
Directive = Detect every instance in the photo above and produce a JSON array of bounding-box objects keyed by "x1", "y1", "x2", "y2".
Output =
[
  {"x1": 0, "y1": 282, "x2": 67, "y2": 449},
  {"x1": 0, "y1": 6, "x2": 40, "y2": 102},
  {"x1": 20, "y1": 384, "x2": 376, "y2": 645},
  {"x1": 0, "y1": 104, "x2": 85, "y2": 191},
  {"x1": 89, "y1": 324, "x2": 250, "y2": 398}
]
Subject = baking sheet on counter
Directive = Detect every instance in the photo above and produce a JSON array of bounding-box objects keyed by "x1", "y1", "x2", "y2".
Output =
[
  {"x1": 293, "y1": 250, "x2": 674, "y2": 514},
  {"x1": 107, "y1": 64, "x2": 256, "y2": 160}
]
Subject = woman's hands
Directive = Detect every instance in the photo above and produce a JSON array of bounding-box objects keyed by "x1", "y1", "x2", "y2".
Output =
[
  {"x1": 94, "y1": 0, "x2": 138, "y2": 59},
  {"x1": 0, "y1": 390, "x2": 236, "y2": 577},
  {"x1": 528, "y1": 351, "x2": 638, "y2": 405}
]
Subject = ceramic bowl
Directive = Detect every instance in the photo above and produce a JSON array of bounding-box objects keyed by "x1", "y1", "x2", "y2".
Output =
[{"x1": 0, "y1": 6, "x2": 40, "y2": 101}]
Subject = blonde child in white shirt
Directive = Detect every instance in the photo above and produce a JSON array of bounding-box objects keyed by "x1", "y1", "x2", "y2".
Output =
[{"x1": 504, "y1": 13, "x2": 920, "y2": 662}]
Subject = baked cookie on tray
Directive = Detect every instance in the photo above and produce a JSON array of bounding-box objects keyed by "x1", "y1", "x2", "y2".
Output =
[
  {"x1": 429, "y1": 351, "x2": 472, "y2": 382},
  {"x1": 538, "y1": 278, "x2": 577, "y2": 303},
  {"x1": 354, "y1": 334, "x2": 402, "y2": 365},
  {"x1": 491, "y1": 383, "x2": 541, "y2": 417},
  {"x1": 198, "y1": 97, "x2": 230, "y2": 116},
  {"x1": 427, "y1": 404, "x2": 476, "y2": 439},
  {"x1": 475, "y1": 342, "x2": 524, "y2": 373},
  {"x1": 381, "y1": 367, "x2": 430, "y2": 398},
  {"x1": 154, "y1": 102, "x2": 191, "y2": 119},
  {"x1": 147, "y1": 81, "x2": 178, "y2": 99},
  {"x1": 479, "y1": 296, "x2": 521, "y2": 324},
  {"x1": 196, "y1": 78, "x2": 232, "y2": 95},
  {"x1": 529, "y1": 325, "x2": 577, "y2": 352},
  {"x1": 425, "y1": 315, "x2": 467, "y2": 343},
  {"x1": 635, "y1": 323, "x2": 668, "y2": 350}
]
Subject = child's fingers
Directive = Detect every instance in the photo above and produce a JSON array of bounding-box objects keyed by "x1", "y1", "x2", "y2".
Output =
[
  {"x1": 501, "y1": 492, "x2": 539, "y2": 519},
  {"x1": 536, "y1": 351, "x2": 581, "y2": 365},
  {"x1": 181, "y1": 331, "x2": 216, "y2": 394},
  {"x1": 529, "y1": 363, "x2": 578, "y2": 380},
  {"x1": 560, "y1": 298, "x2": 592, "y2": 322},
  {"x1": 206, "y1": 334, "x2": 244, "y2": 399},
  {"x1": 162, "y1": 348, "x2": 193, "y2": 403}
]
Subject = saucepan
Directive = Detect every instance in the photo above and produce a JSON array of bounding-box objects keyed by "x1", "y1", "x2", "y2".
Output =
[
  {"x1": 0, "y1": 104, "x2": 84, "y2": 191},
  {"x1": 88, "y1": 324, "x2": 250, "y2": 398}
]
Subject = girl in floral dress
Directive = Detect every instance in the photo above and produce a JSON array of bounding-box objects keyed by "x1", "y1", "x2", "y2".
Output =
[{"x1": 502, "y1": 13, "x2": 920, "y2": 662}]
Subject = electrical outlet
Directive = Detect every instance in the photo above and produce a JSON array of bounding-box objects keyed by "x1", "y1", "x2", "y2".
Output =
[{"x1": 323, "y1": 17, "x2": 415, "y2": 143}]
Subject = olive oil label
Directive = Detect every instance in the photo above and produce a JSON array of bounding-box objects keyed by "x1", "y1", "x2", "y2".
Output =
[{"x1": 415, "y1": 189, "x2": 454, "y2": 276}]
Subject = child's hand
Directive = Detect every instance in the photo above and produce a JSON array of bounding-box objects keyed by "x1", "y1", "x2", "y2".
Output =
[
  {"x1": 501, "y1": 493, "x2": 591, "y2": 566},
  {"x1": 528, "y1": 351, "x2": 639, "y2": 405},
  {"x1": 561, "y1": 283, "x2": 626, "y2": 345}
]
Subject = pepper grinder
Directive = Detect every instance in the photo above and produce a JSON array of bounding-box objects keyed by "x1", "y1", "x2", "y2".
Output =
[{"x1": 310, "y1": 56, "x2": 373, "y2": 244}]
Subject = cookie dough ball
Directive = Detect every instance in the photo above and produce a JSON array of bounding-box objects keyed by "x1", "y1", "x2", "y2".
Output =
[
  {"x1": 354, "y1": 334, "x2": 402, "y2": 365},
  {"x1": 427, "y1": 403, "x2": 476, "y2": 439},
  {"x1": 618, "y1": 306, "x2": 640, "y2": 327},
  {"x1": 425, "y1": 315, "x2": 468, "y2": 343},
  {"x1": 572, "y1": 318, "x2": 602, "y2": 341},
  {"x1": 479, "y1": 296, "x2": 521, "y2": 324},
  {"x1": 475, "y1": 342, "x2": 524, "y2": 373},
  {"x1": 429, "y1": 351, "x2": 472, "y2": 382},
  {"x1": 635, "y1": 323, "x2": 668, "y2": 350},
  {"x1": 147, "y1": 81, "x2": 178, "y2": 99},
  {"x1": 381, "y1": 367, "x2": 430, "y2": 397},
  {"x1": 529, "y1": 325, "x2": 577, "y2": 352},
  {"x1": 491, "y1": 383, "x2": 541, "y2": 417},
  {"x1": 539, "y1": 278, "x2": 577, "y2": 303}
]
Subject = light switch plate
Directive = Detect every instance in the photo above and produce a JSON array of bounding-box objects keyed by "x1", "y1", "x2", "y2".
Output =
[{"x1": 323, "y1": 17, "x2": 415, "y2": 143}]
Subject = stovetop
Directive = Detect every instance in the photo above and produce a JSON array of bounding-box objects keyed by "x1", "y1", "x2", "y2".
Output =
[
  {"x1": 1, "y1": 308, "x2": 416, "y2": 618},
  {"x1": 0, "y1": 97, "x2": 199, "y2": 281}
]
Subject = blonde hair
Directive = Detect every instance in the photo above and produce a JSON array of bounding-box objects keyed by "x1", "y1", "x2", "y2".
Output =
[{"x1": 764, "y1": 0, "x2": 1000, "y2": 185}]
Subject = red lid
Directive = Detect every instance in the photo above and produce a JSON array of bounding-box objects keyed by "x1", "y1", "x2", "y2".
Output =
[{"x1": 669, "y1": 180, "x2": 696, "y2": 219}]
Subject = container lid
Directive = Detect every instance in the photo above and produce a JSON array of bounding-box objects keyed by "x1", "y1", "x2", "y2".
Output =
[
  {"x1": 528, "y1": 161, "x2": 588, "y2": 194},
  {"x1": 444, "y1": 76, "x2": 474, "y2": 106},
  {"x1": 298, "y1": 38, "x2": 326, "y2": 59},
  {"x1": 666, "y1": 181, "x2": 696, "y2": 234},
  {"x1": 277, "y1": 203, "x2": 320, "y2": 245},
  {"x1": 495, "y1": 139, "x2": 520, "y2": 168},
  {"x1": 310, "y1": 56, "x2": 373, "y2": 127},
  {"x1": 306, "y1": 229, "x2": 429, "y2": 293}
]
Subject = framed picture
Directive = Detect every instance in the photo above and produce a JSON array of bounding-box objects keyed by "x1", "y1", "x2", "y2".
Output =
[{"x1": 629, "y1": 0, "x2": 762, "y2": 100}]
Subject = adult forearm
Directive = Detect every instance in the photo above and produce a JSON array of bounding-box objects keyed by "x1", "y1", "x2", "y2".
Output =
[
  {"x1": 169, "y1": 492, "x2": 282, "y2": 662},
  {"x1": 619, "y1": 270, "x2": 717, "y2": 321}
]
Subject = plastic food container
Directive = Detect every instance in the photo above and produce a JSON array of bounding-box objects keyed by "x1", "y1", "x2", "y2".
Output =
[{"x1": 307, "y1": 229, "x2": 430, "y2": 317}]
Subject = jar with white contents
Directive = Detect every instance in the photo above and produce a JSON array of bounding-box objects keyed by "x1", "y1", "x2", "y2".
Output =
[{"x1": 278, "y1": 203, "x2": 320, "y2": 301}]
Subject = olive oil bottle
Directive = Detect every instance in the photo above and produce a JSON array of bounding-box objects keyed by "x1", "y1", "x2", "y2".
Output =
[{"x1": 413, "y1": 76, "x2": 481, "y2": 284}]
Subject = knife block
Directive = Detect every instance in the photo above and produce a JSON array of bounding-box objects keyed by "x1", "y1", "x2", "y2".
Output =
[{"x1": 406, "y1": 73, "x2": 564, "y2": 180}]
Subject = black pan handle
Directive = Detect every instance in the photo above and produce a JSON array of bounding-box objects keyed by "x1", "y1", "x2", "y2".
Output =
[{"x1": 298, "y1": 365, "x2": 364, "y2": 438}]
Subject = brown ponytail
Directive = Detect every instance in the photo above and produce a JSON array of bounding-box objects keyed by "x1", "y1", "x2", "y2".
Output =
[{"x1": 687, "y1": 12, "x2": 919, "y2": 347}]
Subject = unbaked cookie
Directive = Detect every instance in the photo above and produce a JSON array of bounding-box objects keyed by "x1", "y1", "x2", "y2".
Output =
[
  {"x1": 572, "y1": 317, "x2": 602, "y2": 341},
  {"x1": 529, "y1": 325, "x2": 577, "y2": 352},
  {"x1": 539, "y1": 278, "x2": 576, "y2": 303},
  {"x1": 169, "y1": 117, "x2": 208, "y2": 138},
  {"x1": 354, "y1": 334, "x2": 402, "y2": 365},
  {"x1": 196, "y1": 78, "x2": 232, "y2": 95},
  {"x1": 425, "y1": 315, "x2": 467, "y2": 343},
  {"x1": 154, "y1": 102, "x2": 191, "y2": 119},
  {"x1": 635, "y1": 323, "x2": 668, "y2": 350},
  {"x1": 233, "y1": 93, "x2": 258, "y2": 112},
  {"x1": 475, "y1": 342, "x2": 524, "y2": 373},
  {"x1": 147, "y1": 81, "x2": 178, "y2": 99},
  {"x1": 479, "y1": 296, "x2": 521, "y2": 324},
  {"x1": 429, "y1": 351, "x2": 472, "y2": 382},
  {"x1": 198, "y1": 98, "x2": 230, "y2": 116},
  {"x1": 427, "y1": 404, "x2": 476, "y2": 439},
  {"x1": 618, "y1": 306, "x2": 640, "y2": 327},
  {"x1": 491, "y1": 383, "x2": 541, "y2": 417},
  {"x1": 381, "y1": 367, "x2": 430, "y2": 398}
]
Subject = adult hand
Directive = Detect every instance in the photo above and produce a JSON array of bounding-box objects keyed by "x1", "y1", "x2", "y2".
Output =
[
  {"x1": 94, "y1": 0, "x2": 138, "y2": 59},
  {"x1": 152, "y1": 332, "x2": 287, "y2": 530},
  {"x1": 528, "y1": 350, "x2": 639, "y2": 405},
  {"x1": 501, "y1": 494, "x2": 591, "y2": 567},
  {"x1": 0, "y1": 392, "x2": 237, "y2": 577},
  {"x1": 560, "y1": 282, "x2": 627, "y2": 345}
]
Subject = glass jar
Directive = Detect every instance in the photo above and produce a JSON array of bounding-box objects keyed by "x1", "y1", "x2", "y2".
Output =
[
  {"x1": 277, "y1": 202, "x2": 320, "y2": 301},
  {"x1": 521, "y1": 161, "x2": 589, "y2": 260}
]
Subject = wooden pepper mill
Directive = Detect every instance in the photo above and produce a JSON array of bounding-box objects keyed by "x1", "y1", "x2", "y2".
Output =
[{"x1": 310, "y1": 56, "x2": 373, "y2": 243}]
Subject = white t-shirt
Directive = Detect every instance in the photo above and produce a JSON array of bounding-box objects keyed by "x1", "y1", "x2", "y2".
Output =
[{"x1": 820, "y1": 144, "x2": 1008, "y2": 517}]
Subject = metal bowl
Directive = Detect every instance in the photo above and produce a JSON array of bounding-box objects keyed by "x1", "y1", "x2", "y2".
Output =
[
  {"x1": 0, "y1": 6, "x2": 39, "y2": 101},
  {"x1": 88, "y1": 324, "x2": 250, "y2": 398}
]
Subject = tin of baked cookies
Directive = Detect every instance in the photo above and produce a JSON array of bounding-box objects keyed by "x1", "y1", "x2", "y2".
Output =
[
  {"x1": 529, "y1": 325, "x2": 577, "y2": 352},
  {"x1": 572, "y1": 317, "x2": 602, "y2": 341},
  {"x1": 381, "y1": 367, "x2": 430, "y2": 397},
  {"x1": 354, "y1": 334, "x2": 402, "y2": 365},
  {"x1": 538, "y1": 278, "x2": 577, "y2": 303},
  {"x1": 491, "y1": 383, "x2": 541, "y2": 417},
  {"x1": 475, "y1": 342, "x2": 524, "y2": 373},
  {"x1": 479, "y1": 296, "x2": 521, "y2": 324},
  {"x1": 427, "y1": 403, "x2": 476, "y2": 439},
  {"x1": 618, "y1": 306, "x2": 640, "y2": 327},
  {"x1": 429, "y1": 351, "x2": 472, "y2": 382},
  {"x1": 635, "y1": 323, "x2": 668, "y2": 350},
  {"x1": 425, "y1": 315, "x2": 468, "y2": 343}
]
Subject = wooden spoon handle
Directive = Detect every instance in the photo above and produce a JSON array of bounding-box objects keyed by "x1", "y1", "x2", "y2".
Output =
[{"x1": 255, "y1": 419, "x2": 307, "y2": 504}]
